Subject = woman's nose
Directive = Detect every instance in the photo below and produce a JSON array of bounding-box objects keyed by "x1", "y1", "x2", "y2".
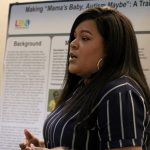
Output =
[{"x1": 70, "y1": 40, "x2": 78, "y2": 50}]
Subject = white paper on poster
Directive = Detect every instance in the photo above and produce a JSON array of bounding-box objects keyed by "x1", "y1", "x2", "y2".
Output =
[
  {"x1": 0, "y1": 36, "x2": 51, "y2": 150},
  {"x1": 49, "y1": 35, "x2": 69, "y2": 89},
  {"x1": 136, "y1": 34, "x2": 150, "y2": 87}
]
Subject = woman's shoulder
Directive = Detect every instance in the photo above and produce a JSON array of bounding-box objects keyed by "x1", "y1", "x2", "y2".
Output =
[
  {"x1": 100, "y1": 75, "x2": 143, "y2": 99},
  {"x1": 95, "y1": 75, "x2": 146, "y2": 114}
]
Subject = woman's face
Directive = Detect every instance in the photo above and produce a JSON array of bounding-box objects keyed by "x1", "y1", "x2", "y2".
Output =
[{"x1": 69, "y1": 19, "x2": 105, "y2": 78}]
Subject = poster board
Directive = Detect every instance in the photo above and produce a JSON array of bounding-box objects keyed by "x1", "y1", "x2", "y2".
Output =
[{"x1": 0, "y1": 0, "x2": 150, "y2": 150}]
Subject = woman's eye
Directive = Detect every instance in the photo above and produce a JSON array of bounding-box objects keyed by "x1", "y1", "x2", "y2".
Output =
[{"x1": 81, "y1": 36, "x2": 89, "y2": 41}]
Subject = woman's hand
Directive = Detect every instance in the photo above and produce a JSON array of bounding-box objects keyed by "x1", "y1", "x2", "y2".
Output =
[{"x1": 19, "y1": 129, "x2": 43, "y2": 150}]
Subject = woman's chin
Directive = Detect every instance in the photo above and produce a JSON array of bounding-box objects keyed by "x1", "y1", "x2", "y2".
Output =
[
  {"x1": 69, "y1": 67, "x2": 79, "y2": 74},
  {"x1": 69, "y1": 69, "x2": 77, "y2": 74}
]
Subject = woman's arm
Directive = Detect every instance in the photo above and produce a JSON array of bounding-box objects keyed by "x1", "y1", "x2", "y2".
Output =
[
  {"x1": 30, "y1": 144, "x2": 68, "y2": 150},
  {"x1": 109, "y1": 147, "x2": 142, "y2": 150}
]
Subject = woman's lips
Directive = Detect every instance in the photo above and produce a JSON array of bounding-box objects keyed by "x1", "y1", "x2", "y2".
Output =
[{"x1": 69, "y1": 53, "x2": 77, "y2": 62}]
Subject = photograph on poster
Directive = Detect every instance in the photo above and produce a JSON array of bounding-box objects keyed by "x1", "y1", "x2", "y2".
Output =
[{"x1": 47, "y1": 89, "x2": 61, "y2": 112}]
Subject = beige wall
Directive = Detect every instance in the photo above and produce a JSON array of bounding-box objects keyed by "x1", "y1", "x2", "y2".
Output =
[{"x1": 0, "y1": 0, "x2": 47, "y2": 95}]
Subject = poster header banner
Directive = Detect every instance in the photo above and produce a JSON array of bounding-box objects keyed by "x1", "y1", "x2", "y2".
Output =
[{"x1": 8, "y1": 0, "x2": 150, "y2": 35}]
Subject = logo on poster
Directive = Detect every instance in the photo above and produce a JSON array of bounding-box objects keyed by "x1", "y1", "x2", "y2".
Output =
[{"x1": 15, "y1": 19, "x2": 30, "y2": 28}]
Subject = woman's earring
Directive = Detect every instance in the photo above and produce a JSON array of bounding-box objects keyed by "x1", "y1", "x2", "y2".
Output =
[{"x1": 97, "y1": 58, "x2": 103, "y2": 70}]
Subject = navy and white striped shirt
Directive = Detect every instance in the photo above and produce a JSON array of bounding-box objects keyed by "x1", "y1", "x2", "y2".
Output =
[{"x1": 43, "y1": 75, "x2": 150, "y2": 150}]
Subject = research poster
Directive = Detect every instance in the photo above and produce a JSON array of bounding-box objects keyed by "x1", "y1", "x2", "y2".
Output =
[{"x1": 0, "y1": 0, "x2": 150, "y2": 150}]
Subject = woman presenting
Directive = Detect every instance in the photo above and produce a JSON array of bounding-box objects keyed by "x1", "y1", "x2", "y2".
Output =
[{"x1": 19, "y1": 6, "x2": 150, "y2": 150}]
